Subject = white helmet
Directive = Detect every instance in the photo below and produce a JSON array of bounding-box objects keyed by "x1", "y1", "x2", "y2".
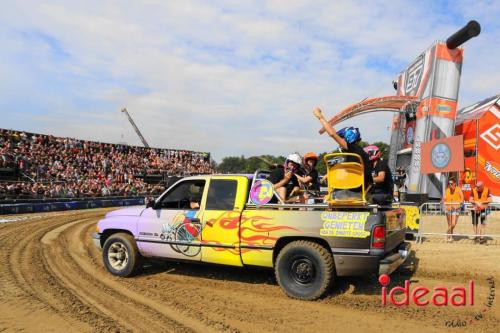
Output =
[{"x1": 286, "y1": 153, "x2": 302, "y2": 166}]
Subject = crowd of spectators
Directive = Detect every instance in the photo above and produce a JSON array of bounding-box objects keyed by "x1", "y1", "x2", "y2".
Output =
[
  {"x1": 0, "y1": 128, "x2": 215, "y2": 200},
  {"x1": 0, "y1": 181, "x2": 167, "y2": 200}
]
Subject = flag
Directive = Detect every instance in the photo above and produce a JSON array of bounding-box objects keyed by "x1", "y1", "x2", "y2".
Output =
[{"x1": 420, "y1": 135, "x2": 464, "y2": 174}]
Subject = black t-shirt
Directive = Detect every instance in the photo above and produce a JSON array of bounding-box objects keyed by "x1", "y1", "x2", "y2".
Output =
[
  {"x1": 346, "y1": 143, "x2": 373, "y2": 188},
  {"x1": 267, "y1": 167, "x2": 300, "y2": 203},
  {"x1": 372, "y1": 159, "x2": 393, "y2": 194},
  {"x1": 268, "y1": 167, "x2": 299, "y2": 191},
  {"x1": 303, "y1": 168, "x2": 320, "y2": 191}
]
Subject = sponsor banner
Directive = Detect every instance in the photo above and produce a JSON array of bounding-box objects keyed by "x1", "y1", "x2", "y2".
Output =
[
  {"x1": 457, "y1": 99, "x2": 500, "y2": 203},
  {"x1": 484, "y1": 160, "x2": 500, "y2": 182},
  {"x1": 421, "y1": 135, "x2": 464, "y2": 174},
  {"x1": 477, "y1": 108, "x2": 500, "y2": 201},
  {"x1": 480, "y1": 123, "x2": 500, "y2": 150},
  {"x1": 405, "y1": 120, "x2": 416, "y2": 147},
  {"x1": 320, "y1": 211, "x2": 370, "y2": 238},
  {"x1": 391, "y1": 42, "x2": 464, "y2": 197},
  {"x1": 0, "y1": 198, "x2": 145, "y2": 215}
]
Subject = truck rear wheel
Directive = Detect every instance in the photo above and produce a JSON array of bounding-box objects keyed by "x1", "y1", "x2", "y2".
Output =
[
  {"x1": 275, "y1": 240, "x2": 334, "y2": 300},
  {"x1": 103, "y1": 233, "x2": 143, "y2": 277}
]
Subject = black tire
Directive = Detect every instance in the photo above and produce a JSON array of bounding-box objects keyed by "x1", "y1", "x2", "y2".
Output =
[
  {"x1": 102, "y1": 232, "x2": 143, "y2": 277},
  {"x1": 275, "y1": 240, "x2": 334, "y2": 300}
]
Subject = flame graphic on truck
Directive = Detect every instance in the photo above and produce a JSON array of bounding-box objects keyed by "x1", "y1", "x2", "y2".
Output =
[{"x1": 203, "y1": 212, "x2": 299, "y2": 254}]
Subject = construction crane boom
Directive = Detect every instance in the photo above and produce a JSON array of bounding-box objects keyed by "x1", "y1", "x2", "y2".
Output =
[{"x1": 120, "y1": 108, "x2": 150, "y2": 148}]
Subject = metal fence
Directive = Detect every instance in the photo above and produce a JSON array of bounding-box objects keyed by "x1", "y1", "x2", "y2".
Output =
[{"x1": 416, "y1": 202, "x2": 500, "y2": 243}]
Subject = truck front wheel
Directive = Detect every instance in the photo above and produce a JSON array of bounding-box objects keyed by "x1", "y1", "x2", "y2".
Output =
[
  {"x1": 275, "y1": 240, "x2": 334, "y2": 300},
  {"x1": 102, "y1": 233, "x2": 143, "y2": 277}
]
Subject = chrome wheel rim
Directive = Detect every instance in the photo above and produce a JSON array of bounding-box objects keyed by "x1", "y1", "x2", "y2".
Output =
[{"x1": 107, "y1": 242, "x2": 129, "y2": 270}]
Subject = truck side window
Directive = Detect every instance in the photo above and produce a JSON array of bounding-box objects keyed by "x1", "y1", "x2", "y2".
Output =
[
  {"x1": 159, "y1": 180, "x2": 205, "y2": 209},
  {"x1": 206, "y1": 180, "x2": 237, "y2": 210}
]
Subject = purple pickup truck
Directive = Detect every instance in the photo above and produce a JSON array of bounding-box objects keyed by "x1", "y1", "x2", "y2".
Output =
[{"x1": 93, "y1": 173, "x2": 410, "y2": 300}]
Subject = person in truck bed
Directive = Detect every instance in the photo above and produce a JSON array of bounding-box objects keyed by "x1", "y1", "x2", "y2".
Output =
[
  {"x1": 295, "y1": 152, "x2": 320, "y2": 200},
  {"x1": 268, "y1": 153, "x2": 302, "y2": 202},
  {"x1": 364, "y1": 145, "x2": 394, "y2": 206},
  {"x1": 313, "y1": 108, "x2": 373, "y2": 191}
]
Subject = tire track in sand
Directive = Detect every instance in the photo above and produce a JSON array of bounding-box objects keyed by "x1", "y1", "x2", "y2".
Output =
[
  {"x1": 2, "y1": 208, "x2": 499, "y2": 333},
  {"x1": 42, "y1": 218, "x2": 208, "y2": 333},
  {"x1": 3, "y1": 212, "x2": 125, "y2": 332}
]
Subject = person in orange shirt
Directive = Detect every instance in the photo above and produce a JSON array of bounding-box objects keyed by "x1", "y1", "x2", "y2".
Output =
[
  {"x1": 470, "y1": 181, "x2": 492, "y2": 244},
  {"x1": 443, "y1": 177, "x2": 464, "y2": 242}
]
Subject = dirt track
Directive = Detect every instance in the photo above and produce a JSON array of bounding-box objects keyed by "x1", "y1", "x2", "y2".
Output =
[{"x1": 1, "y1": 208, "x2": 499, "y2": 332}]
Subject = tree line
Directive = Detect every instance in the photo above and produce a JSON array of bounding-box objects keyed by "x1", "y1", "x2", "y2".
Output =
[{"x1": 216, "y1": 141, "x2": 390, "y2": 174}]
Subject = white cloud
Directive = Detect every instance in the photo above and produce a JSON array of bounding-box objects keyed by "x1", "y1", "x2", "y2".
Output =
[{"x1": 0, "y1": 0, "x2": 498, "y2": 162}]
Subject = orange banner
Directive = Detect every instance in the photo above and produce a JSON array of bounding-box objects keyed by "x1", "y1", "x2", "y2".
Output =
[{"x1": 421, "y1": 135, "x2": 464, "y2": 174}]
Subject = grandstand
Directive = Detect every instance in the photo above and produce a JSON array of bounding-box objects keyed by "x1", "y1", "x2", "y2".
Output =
[{"x1": 0, "y1": 128, "x2": 214, "y2": 201}]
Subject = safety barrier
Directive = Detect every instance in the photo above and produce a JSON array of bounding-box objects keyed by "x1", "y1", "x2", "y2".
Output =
[
  {"x1": 0, "y1": 195, "x2": 150, "y2": 205},
  {"x1": 416, "y1": 202, "x2": 500, "y2": 243},
  {"x1": 0, "y1": 197, "x2": 145, "y2": 215}
]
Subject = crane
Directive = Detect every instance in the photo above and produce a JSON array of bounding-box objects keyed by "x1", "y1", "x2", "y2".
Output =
[{"x1": 120, "y1": 108, "x2": 150, "y2": 148}]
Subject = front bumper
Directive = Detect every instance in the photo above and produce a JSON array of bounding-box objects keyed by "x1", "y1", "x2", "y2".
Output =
[
  {"x1": 379, "y1": 242, "x2": 411, "y2": 275},
  {"x1": 92, "y1": 232, "x2": 102, "y2": 250}
]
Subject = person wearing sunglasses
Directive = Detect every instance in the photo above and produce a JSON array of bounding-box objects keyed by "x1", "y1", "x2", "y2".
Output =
[
  {"x1": 470, "y1": 181, "x2": 492, "y2": 244},
  {"x1": 443, "y1": 177, "x2": 463, "y2": 242}
]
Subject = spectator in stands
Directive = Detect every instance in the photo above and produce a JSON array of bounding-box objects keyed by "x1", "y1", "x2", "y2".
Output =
[
  {"x1": 470, "y1": 181, "x2": 492, "y2": 244},
  {"x1": 0, "y1": 128, "x2": 215, "y2": 199},
  {"x1": 313, "y1": 108, "x2": 373, "y2": 191},
  {"x1": 443, "y1": 177, "x2": 464, "y2": 242}
]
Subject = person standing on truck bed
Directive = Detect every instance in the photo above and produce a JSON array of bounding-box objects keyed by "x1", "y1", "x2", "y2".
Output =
[
  {"x1": 268, "y1": 153, "x2": 302, "y2": 202},
  {"x1": 364, "y1": 145, "x2": 394, "y2": 206},
  {"x1": 313, "y1": 108, "x2": 373, "y2": 191}
]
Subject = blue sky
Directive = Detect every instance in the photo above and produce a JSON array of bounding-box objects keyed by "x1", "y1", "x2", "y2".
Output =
[{"x1": 0, "y1": 0, "x2": 498, "y2": 162}]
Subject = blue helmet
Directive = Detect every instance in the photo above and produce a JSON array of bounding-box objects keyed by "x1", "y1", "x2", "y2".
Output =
[{"x1": 337, "y1": 127, "x2": 361, "y2": 144}]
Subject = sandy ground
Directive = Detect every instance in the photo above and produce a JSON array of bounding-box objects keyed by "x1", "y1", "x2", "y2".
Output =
[{"x1": 0, "y1": 208, "x2": 499, "y2": 333}]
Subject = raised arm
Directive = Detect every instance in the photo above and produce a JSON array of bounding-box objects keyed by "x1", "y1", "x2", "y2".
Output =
[{"x1": 313, "y1": 108, "x2": 348, "y2": 150}]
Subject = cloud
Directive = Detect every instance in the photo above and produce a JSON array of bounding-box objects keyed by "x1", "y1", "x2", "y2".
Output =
[{"x1": 0, "y1": 0, "x2": 498, "y2": 162}]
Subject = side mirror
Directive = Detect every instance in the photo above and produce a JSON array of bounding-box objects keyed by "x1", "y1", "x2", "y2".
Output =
[{"x1": 145, "y1": 197, "x2": 157, "y2": 209}]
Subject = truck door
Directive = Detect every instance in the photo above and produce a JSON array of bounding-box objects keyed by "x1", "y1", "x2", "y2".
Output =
[
  {"x1": 136, "y1": 179, "x2": 206, "y2": 260},
  {"x1": 201, "y1": 177, "x2": 247, "y2": 266}
]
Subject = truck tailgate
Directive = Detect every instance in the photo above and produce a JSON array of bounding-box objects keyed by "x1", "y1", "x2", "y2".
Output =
[{"x1": 384, "y1": 208, "x2": 406, "y2": 252}]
